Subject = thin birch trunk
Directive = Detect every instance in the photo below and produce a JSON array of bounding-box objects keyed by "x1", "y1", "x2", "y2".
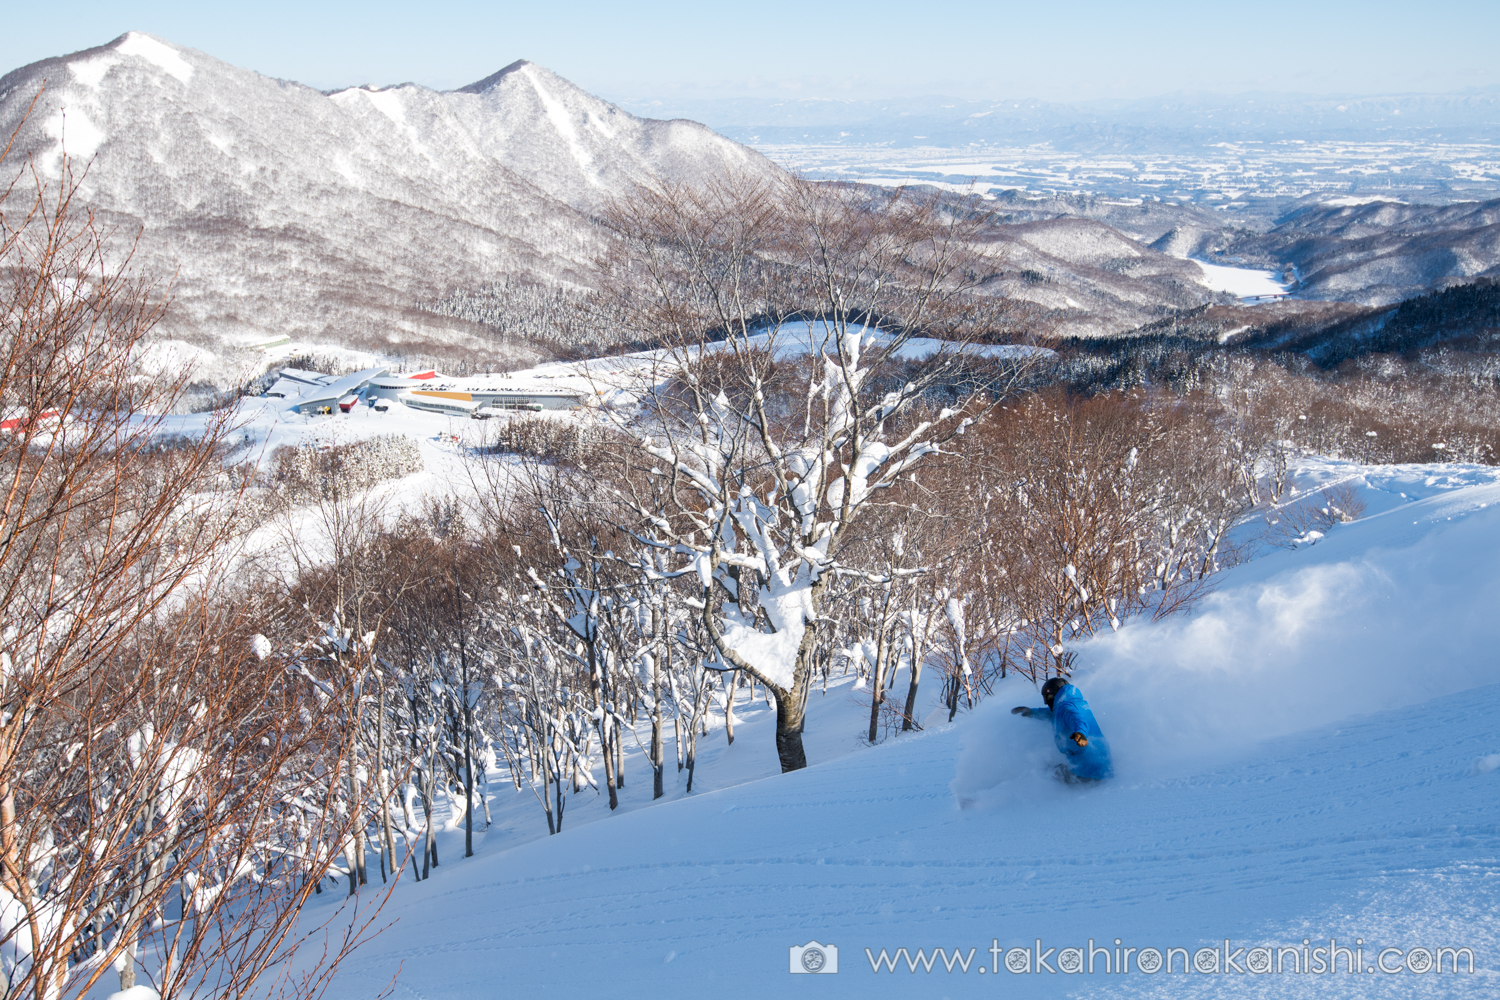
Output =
[
  {"x1": 724, "y1": 670, "x2": 740, "y2": 746},
  {"x1": 651, "y1": 615, "x2": 665, "y2": 799},
  {"x1": 377, "y1": 685, "x2": 398, "y2": 882},
  {"x1": 588, "y1": 641, "x2": 619, "y2": 810}
]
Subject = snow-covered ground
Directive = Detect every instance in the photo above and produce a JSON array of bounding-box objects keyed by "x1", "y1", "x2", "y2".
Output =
[
  {"x1": 1187, "y1": 258, "x2": 1292, "y2": 300},
  {"x1": 183, "y1": 323, "x2": 1046, "y2": 472},
  {"x1": 291, "y1": 458, "x2": 1500, "y2": 999},
  {"x1": 748, "y1": 142, "x2": 1500, "y2": 207}
]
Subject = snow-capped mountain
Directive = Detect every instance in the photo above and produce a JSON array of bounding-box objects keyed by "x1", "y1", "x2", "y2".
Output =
[{"x1": 0, "y1": 33, "x2": 777, "y2": 374}]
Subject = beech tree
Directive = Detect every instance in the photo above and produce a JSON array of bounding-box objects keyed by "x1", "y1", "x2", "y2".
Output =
[{"x1": 597, "y1": 174, "x2": 1031, "y2": 771}]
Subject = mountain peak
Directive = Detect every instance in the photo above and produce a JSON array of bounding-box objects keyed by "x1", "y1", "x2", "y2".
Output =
[
  {"x1": 104, "y1": 30, "x2": 195, "y2": 83},
  {"x1": 454, "y1": 59, "x2": 536, "y2": 95}
]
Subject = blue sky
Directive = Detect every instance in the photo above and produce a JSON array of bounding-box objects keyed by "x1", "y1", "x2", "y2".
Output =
[{"x1": 9, "y1": 1, "x2": 1499, "y2": 102}]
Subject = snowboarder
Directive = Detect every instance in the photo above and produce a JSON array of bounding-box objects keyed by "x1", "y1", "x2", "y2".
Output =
[{"x1": 1012, "y1": 677, "x2": 1113, "y2": 782}]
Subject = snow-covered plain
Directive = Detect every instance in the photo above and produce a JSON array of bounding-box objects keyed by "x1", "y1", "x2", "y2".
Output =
[
  {"x1": 285, "y1": 458, "x2": 1500, "y2": 999},
  {"x1": 748, "y1": 142, "x2": 1500, "y2": 207}
]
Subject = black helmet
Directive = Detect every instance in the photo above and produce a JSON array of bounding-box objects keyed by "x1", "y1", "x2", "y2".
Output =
[{"x1": 1041, "y1": 677, "x2": 1067, "y2": 706}]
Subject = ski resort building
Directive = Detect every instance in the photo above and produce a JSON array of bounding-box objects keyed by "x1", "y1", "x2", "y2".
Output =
[
  {"x1": 364, "y1": 376, "x2": 583, "y2": 415},
  {"x1": 278, "y1": 367, "x2": 393, "y2": 415},
  {"x1": 262, "y1": 368, "x2": 339, "y2": 399},
  {"x1": 262, "y1": 366, "x2": 583, "y2": 416},
  {"x1": 0, "y1": 407, "x2": 63, "y2": 435}
]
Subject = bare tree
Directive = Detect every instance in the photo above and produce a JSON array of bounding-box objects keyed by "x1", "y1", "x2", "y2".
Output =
[
  {"x1": 0, "y1": 116, "x2": 384, "y2": 999},
  {"x1": 941, "y1": 390, "x2": 1252, "y2": 683},
  {"x1": 597, "y1": 173, "x2": 1030, "y2": 771}
]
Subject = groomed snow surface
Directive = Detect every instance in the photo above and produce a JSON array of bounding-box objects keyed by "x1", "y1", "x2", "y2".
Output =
[{"x1": 284, "y1": 458, "x2": 1500, "y2": 999}]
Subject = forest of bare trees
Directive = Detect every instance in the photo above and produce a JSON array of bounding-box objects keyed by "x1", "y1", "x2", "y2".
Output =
[{"x1": 0, "y1": 117, "x2": 393, "y2": 998}]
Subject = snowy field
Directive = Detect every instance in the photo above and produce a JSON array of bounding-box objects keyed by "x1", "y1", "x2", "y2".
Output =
[
  {"x1": 749, "y1": 142, "x2": 1500, "y2": 205},
  {"x1": 1186, "y1": 258, "x2": 1293, "y2": 300},
  {"x1": 282, "y1": 458, "x2": 1500, "y2": 999}
]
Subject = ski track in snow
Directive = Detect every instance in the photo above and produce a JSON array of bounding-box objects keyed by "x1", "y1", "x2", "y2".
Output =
[
  {"x1": 308, "y1": 688, "x2": 1500, "y2": 998},
  {"x1": 267, "y1": 456, "x2": 1500, "y2": 1000}
]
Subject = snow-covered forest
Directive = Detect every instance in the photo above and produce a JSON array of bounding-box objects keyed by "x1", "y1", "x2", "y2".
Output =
[{"x1": 4, "y1": 118, "x2": 1499, "y2": 1000}]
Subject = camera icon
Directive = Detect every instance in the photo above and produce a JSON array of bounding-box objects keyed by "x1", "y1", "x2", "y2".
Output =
[{"x1": 790, "y1": 941, "x2": 839, "y2": 974}]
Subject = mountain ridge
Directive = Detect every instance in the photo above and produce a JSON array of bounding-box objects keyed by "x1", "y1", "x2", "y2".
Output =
[
  {"x1": 0, "y1": 32, "x2": 780, "y2": 384},
  {"x1": 454, "y1": 58, "x2": 535, "y2": 94}
]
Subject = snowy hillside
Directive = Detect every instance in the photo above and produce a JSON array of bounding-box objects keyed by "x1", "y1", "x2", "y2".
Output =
[
  {"x1": 0, "y1": 33, "x2": 776, "y2": 375},
  {"x1": 1236, "y1": 198, "x2": 1500, "y2": 306},
  {"x1": 281, "y1": 458, "x2": 1500, "y2": 999}
]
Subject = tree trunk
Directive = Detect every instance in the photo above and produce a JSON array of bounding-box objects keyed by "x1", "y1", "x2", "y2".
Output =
[
  {"x1": 377, "y1": 687, "x2": 398, "y2": 881},
  {"x1": 345, "y1": 841, "x2": 359, "y2": 896},
  {"x1": 724, "y1": 670, "x2": 739, "y2": 746},
  {"x1": 651, "y1": 657, "x2": 665, "y2": 800},
  {"x1": 117, "y1": 951, "x2": 136, "y2": 992},
  {"x1": 463, "y1": 734, "x2": 474, "y2": 859},
  {"x1": 174, "y1": 876, "x2": 191, "y2": 981},
  {"x1": 613, "y1": 723, "x2": 624, "y2": 790},
  {"x1": 457, "y1": 582, "x2": 476, "y2": 859},
  {"x1": 539, "y1": 734, "x2": 556, "y2": 835},
  {"x1": 867, "y1": 619, "x2": 891, "y2": 744},
  {"x1": 587, "y1": 641, "x2": 619, "y2": 810},
  {"x1": 553, "y1": 736, "x2": 567, "y2": 831},
  {"x1": 425, "y1": 808, "x2": 439, "y2": 874},
  {"x1": 600, "y1": 715, "x2": 618, "y2": 808},
  {"x1": 651, "y1": 716, "x2": 664, "y2": 798},
  {"x1": 769, "y1": 613, "x2": 821, "y2": 772},
  {"x1": 772, "y1": 686, "x2": 808, "y2": 772},
  {"x1": 684, "y1": 685, "x2": 701, "y2": 793},
  {"x1": 901, "y1": 658, "x2": 924, "y2": 732},
  {"x1": 347, "y1": 766, "x2": 368, "y2": 889},
  {"x1": 420, "y1": 764, "x2": 437, "y2": 879},
  {"x1": 902, "y1": 603, "x2": 929, "y2": 732}
]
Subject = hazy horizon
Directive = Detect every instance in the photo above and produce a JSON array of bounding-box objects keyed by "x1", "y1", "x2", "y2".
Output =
[{"x1": 6, "y1": 0, "x2": 1500, "y2": 106}]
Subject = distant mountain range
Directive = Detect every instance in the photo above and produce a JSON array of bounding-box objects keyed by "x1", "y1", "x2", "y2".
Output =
[
  {"x1": 619, "y1": 89, "x2": 1500, "y2": 150},
  {"x1": 0, "y1": 33, "x2": 775, "y2": 379}
]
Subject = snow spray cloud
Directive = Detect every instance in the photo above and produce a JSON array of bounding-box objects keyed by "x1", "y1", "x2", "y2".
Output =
[{"x1": 953, "y1": 495, "x2": 1500, "y2": 804}]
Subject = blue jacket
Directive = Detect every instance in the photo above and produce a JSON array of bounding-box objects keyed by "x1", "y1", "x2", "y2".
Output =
[{"x1": 1027, "y1": 684, "x2": 1114, "y2": 780}]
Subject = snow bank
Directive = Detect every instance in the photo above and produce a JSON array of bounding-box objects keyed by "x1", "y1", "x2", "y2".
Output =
[
  {"x1": 955, "y1": 478, "x2": 1500, "y2": 806},
  {"x1": 104, "y1": 987, "x2": 159, "y2": 1000}
]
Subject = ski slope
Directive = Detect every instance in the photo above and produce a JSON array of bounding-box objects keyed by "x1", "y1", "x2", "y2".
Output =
[{"x1": 289, "y1": 459, "x2": 1500, "y2": 999}]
